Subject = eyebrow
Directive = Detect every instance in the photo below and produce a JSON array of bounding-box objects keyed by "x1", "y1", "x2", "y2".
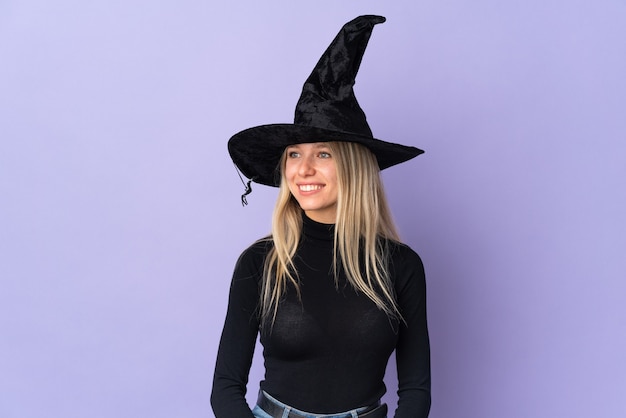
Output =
[{"x1": 287, "y1": 143, "x2": 330, "y2": 149}]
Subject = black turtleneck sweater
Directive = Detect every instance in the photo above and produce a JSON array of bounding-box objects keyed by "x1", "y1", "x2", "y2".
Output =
[{"x1": 211, "y1": 216, "x2": 430, "y2": 417}]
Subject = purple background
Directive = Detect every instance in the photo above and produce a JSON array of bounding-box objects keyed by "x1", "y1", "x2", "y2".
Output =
[{"x1": 1, "y1": 1, "x2": 625, "y2": 417}]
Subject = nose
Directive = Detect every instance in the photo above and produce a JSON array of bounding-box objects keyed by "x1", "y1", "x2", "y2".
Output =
[{"x1": 298, "y1": 155, "x2": 315, "y2": 176}]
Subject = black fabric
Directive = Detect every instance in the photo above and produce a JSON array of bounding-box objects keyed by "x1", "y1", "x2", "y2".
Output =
[
  {"x1": 227, "y1": 15, "x2": 424, "y2": 187},
  {"x1": 211, "y1": 215, "x2": 431, "y2": 417},
  {"x1": 293, "y1": 15, "x2": 382, "y2": 137}
]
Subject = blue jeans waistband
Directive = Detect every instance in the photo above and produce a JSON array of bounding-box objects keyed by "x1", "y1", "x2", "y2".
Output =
[{"x1": 253, "y1": 390, "x2": 387, "y2": 418}]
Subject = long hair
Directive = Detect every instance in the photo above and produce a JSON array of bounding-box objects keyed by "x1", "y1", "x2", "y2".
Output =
[{"x1": 260, "y1": 141, "x2": 401, "y2": 325}]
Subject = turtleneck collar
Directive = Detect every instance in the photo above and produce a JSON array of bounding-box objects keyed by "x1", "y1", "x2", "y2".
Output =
[{"x1": 302, "y1": 213, "x2": 335, "y2": 242}]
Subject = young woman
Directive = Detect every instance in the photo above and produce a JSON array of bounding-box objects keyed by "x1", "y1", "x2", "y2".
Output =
[{"x1": 211, "y1": 16, "x2": 430, "y2": 418}]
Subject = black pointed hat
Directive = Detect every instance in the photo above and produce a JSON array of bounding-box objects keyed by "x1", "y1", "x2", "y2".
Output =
[{"x1": 228, "y1": 15, "x2": 424, "y2": 187}]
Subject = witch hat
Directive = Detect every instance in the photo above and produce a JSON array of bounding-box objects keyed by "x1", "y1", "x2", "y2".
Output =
[{"x1": 228, "y1": 15, "x2": 423, "y2": 187}]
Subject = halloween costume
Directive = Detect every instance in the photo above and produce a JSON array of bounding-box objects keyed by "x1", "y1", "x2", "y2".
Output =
[
  {"x1": 228, "y1": 15, "x2": 423, "y2": 188},
  {"x1": 211, "y1": 215, "x2": 430, "y2": 418},
  {"x1": 212, "y1": 15, "x2": 430, "y2": 417}
]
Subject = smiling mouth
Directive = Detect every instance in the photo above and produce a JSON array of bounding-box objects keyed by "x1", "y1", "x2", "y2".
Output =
[{"x1": 299, "y1": 184, "x2": 324, "y2": 192}]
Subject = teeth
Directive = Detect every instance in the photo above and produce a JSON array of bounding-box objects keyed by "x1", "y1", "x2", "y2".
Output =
[{"x1": 299, "y1": 184, "x2": 322, "y2": 192}]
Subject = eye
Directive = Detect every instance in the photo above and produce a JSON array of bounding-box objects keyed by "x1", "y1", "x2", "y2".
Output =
[
  {"x1": 318, "y1": 151, "x2": 331, "y2": 159},
  {"x1": 287, "y1": 150, "x2": 300, "y2": 158}
]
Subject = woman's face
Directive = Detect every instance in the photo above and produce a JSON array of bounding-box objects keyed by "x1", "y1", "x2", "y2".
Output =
[{"x1": 284, "y1": 142, "x2": 338, "y2": 224}]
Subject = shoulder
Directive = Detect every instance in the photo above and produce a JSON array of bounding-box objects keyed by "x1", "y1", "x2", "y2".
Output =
[
  {"x1": 238, "y1": 236, "x2": 273, "y2": 259},
  {"x1": 233, "y1": 236, "x2": 273, "y2": 277},
  {"x1": 385, "y1": 240, "x2": 426, "y2": 290},
  {"x1": 387, "y1": 240, "x2": 424, "y2": 269}
]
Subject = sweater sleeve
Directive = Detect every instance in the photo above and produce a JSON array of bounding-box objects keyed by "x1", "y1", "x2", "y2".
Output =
[
  {"x1": 210, "y1": 242, "x2": 266, "y2": 418},
  {"x1": 393, "y1": 246, "x2": 431, "y2": 418}
]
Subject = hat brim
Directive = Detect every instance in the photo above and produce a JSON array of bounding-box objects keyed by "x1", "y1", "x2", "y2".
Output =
[{"x1": 228, "y1": 124, "x2": 424, "y2": 187}]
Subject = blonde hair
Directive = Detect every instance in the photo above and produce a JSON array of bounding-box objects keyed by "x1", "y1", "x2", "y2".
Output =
[{"x1": 260, "y1": 141, "x2": 401, "y2": 325}]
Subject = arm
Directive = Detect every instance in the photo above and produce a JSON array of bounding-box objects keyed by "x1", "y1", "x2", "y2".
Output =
[
  {"x1": 211, "y1": 244, "x2": 265, "y2": 418},
  {"x1": 393, "y1": 246, "x2": 431, "y2": 418}
]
